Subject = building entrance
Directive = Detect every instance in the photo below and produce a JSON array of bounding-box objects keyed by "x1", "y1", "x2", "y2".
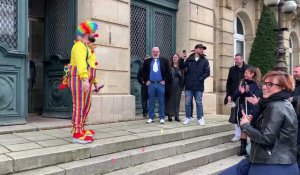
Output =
[{"x1": 28, "y1": 0, "x2": 77, "y2": 119}]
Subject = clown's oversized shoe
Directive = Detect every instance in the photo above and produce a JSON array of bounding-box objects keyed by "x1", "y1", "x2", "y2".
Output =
[
  {"x1": 82, "y1": 129, "x2": 96, "y2": 136},
  {"x1": 72, "y1": 132, "x2": 94, "y2": 144}
]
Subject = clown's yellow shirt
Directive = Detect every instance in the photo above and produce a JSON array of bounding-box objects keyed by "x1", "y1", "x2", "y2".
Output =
[{"x1": 69, "y1": 41, "x2": 98, "y2": 83}]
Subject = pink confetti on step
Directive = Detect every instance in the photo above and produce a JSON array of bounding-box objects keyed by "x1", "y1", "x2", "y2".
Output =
[
  {"x1": 111, "y1": 157, "x2": 117, "y2": 164},
  {"x1": 141, "y1": 147, "x2": 145, "y2": 152}
]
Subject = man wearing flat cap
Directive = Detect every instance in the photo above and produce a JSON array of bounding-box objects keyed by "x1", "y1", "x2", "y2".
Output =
[{"x1": 179, "y1": 44, "x2": 210, "y2": 126}]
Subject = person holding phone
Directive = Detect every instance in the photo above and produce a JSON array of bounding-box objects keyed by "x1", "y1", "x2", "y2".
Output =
[
  {"x1": 233, "y1": 66, "x2": 261, "y2": 156},
  {"x1": 182, "y1": 50, "x2": 194, "y2": 118},
  {"x1": 220, "y1": 71, "x2": 298, "y2": 175},
  {"x1": 180, "y1": 44, "x2": 210, "y2": 126}
]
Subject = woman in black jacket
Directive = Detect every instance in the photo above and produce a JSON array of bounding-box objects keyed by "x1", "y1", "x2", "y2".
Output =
[
  {"x1": 233, "y1": 66, "x2": 261, "y2": 156},
  {"x1": 165, "y1": 53, "x2": 184, "y2": 122},
  {"x1": 220, "y1": 71, "x2": 299, "y2": 175}
]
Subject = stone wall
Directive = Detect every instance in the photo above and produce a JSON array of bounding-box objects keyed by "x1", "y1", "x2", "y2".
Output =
[
  {"x1": 177, "y1": 0, "x2": 217, "y2": 115},
  {"x1": 216, "y1": 0, "x2": 261, "y2": 114},
  {"x1": 78, "y1": 0, "x2": 135, "y2": 123}
]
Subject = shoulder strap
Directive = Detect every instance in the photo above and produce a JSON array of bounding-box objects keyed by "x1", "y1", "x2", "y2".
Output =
[
  {"x1": 245, "y1": 98, "x2": 248, "y2": 115},
  {"x1": 82, "y1": 43, "x2": 89, "y2": 61},
  {"x1": 82, "y1": 42, "x2": 89, "y2": 66}
]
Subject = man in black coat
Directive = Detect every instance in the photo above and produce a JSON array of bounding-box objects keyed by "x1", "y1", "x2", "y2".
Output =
[
  {"x1": 180, "y1": 44, "x2": 210, "y2": 126},
  {"x1": 224, "y1": 53, "x2": 249, "y2": 142},
  {"x1": 141, "y1": 47, "x2": 172, "y2": 124},
  {"x1": 224, "y1": 53, "x2": 249, "y2": 104},
  {"x1": 289, "y1": 65, "x2": 300, "y2": 168}
]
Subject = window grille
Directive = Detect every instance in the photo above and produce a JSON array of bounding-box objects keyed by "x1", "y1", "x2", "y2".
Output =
[
  {"x1": 46, "y1": 0, "x2": 70, "y2": 59},
  {"x1": 154, "y1": 11, "x2": 173, "y2": 59},
  {"x1": 130, "y1": 5, "x2": 147, "y2": 60},
  {"x1": 0, "y1": 0, "x2": 17, "y2": 49}
]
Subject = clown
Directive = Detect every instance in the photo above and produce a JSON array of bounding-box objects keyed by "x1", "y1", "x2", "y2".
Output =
[{"x1": 65, "y1": 20, "x2": 103, "y2": 144}]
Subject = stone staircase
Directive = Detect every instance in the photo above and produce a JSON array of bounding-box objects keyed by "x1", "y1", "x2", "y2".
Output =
[{"x1": 0, "y1": 115, "x2": 240, "y2": 175}]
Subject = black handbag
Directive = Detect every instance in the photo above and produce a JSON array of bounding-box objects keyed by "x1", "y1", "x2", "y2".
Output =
[{"x1": 228, "y1": 106, "x2": 237, "y2": 124}]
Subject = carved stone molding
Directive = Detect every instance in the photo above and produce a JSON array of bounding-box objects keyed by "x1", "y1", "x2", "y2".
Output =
[
  {"x1": 242, "y1": 0, "x2": 248, "y2": 8},
  {"x1": 0, "y1": 75, "x2": 15, "y2": 111}
]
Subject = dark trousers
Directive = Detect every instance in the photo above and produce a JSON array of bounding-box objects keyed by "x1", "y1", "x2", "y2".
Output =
[
  {"x1": 141, "y1": 85, "x2": 148, "y2": 114},
  {"x1": 297, "y1": 121, "x2": 300, "y2": 168},
  {"x1": 219, "y1": 159, "x2": 299, "y2": 175}
]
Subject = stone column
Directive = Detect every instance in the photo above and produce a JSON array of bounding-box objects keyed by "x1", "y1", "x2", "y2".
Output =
[{"x1": 216, "y1": 0, "x2": 235, "y2": 114}]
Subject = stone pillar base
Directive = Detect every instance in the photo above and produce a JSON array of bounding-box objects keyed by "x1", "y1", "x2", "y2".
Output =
[
  {"x1": 87, "y1": 95, "x2": 135, "y2": 124},
  {"x1": 218, "y1": 92, "x2": 231, "y2": 115}
]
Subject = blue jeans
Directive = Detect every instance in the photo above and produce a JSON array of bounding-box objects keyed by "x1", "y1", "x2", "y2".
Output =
[
  {"x1": 185, "y1": 90, "x2": 203, "y2": 120},
  {"x1": 148, "y1": 83, "x2": 165, "y2": 120},
  {"x1": 219, "y1": 159, "x2": 299, "y2": 175}
]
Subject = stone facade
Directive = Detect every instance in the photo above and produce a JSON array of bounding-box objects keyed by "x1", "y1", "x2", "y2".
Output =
[
  {"x1": 77, "y1": 0, "x2": 300, "y2": 120},
  {"x1": 78, "y1": 0, "x2": 135, "y2": 123}
]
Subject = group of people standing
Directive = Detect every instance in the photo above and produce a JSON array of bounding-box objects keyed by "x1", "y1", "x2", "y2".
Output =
[
  {"x1": 62, "y1": 19, "x2": 300, "y2": 175},
  {"x1": 137, "y1": 44, "x2": 210, "y2": 125},
  {"x1": 221, "y1": 53, "x2": 300, "y2": 175}
]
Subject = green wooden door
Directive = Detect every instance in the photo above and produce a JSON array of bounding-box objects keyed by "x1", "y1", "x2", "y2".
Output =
[
  {"x1": 43, "y1": 0, "x2": 77, "y2": 118},
  {"x1": 130, "y1": 0, "x2": 177, "y2": 113},
  {"x1": 0, "y1": 0, "x2": 28, "y2": 125}
]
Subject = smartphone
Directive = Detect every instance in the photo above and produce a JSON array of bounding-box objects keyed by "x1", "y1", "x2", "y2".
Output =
[
  {"x1": 240, "y1": 104, "x2": 245, "y2": 112},
  {"x1": 241, "y1": 80, "x2": 247, "y2": 88},
  {"x1": 183, "y1": 50, "x2": 187, "y2": 58}
]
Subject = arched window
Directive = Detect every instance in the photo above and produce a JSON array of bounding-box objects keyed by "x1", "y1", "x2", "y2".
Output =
[{"x1": 234, "y1": 17, "x2": 245, "y2": 60}]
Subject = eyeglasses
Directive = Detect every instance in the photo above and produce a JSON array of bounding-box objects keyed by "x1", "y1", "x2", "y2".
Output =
[{"x1": 261, "y1": 82, "x2": 281, "y2": 88}]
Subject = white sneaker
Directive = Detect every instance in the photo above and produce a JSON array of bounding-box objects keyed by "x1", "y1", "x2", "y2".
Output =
[
  {"x1": 198, "y1": 117, "x2": 205, "y2": 126},
  {"x1": 146, "y1": 119, "x2": 154, "y2": 123},
  {"x1": 183, "y1": 118, "x2": 191, "y2": 125},
  {"x1": 231, "y1": 136, "x2": 240, "y2": 142},
  {"x1": 160, "y1": 119, "x2": 165, "y2": 124}
]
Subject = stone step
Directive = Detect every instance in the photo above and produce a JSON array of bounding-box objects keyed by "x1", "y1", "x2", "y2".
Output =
[
  {"x1": 2, "y1": 123, "x2": 233, "y2": 174},
  {"x1": 10, "y1": 131, "x2": 235, "y2": 175},
  {"x1": 178, "y1": 155, "x2": 244, "y2": 175},
  {"x1": 103, "y1": 142, "x2": 239, "y2": 175}
]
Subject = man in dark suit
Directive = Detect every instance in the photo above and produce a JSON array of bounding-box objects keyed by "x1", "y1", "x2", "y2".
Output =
[
  {"x1": 141, "y1": 47, "x2": 171, "y2": 124},
  {"x1": 137, "y1": 55, "x2": 150, "y2": 118}
]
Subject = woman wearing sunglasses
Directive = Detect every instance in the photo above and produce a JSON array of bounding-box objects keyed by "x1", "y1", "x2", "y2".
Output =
[{"x1": 220, "y1": 71, "x2": 298, "y2": 175}]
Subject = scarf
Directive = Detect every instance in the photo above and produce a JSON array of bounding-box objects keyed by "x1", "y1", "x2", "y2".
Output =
[{"x1": 251, "y1": 90, "x2": 291, "y2": 128}]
